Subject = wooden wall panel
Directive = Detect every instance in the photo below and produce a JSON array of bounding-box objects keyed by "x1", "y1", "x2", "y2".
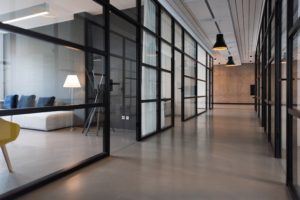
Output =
[{"x1": 213, "y1": 63, "x2": 255, "y2": 104}]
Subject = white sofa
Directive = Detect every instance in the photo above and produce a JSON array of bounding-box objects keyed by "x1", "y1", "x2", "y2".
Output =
[{"x1": 2, "y1": 111, "x2": 74, "y2": 131}]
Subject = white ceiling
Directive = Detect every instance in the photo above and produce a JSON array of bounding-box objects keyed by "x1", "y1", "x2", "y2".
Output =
[
  {"x1": 0, "y1": 0, "x2": 264, "y2": 65},
  {"x1": 170, "y1": 0, "x2": 265, "y2": 65},
  {"x1": 0, "y1": 0, "x2": 102, "y2": 29}
]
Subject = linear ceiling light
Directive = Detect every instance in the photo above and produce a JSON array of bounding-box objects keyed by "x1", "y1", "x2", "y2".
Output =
[
  {"x1": 0, "y1": 3, "x2": 49, "y2": 24},
  {"x1": 213, "y1": 34, "x2": 227, "y2": 51}
]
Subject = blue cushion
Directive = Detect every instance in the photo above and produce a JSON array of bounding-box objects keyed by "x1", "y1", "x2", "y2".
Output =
[
  {"x1": 18, "y1": 95, "x2": 36, "y2": 108},
  {"x1": 37, "y1": 97, "x2": 55, "y2": 107},
  {"x1": 3, "y1": 95, "x2": 18, "y2": 109}
]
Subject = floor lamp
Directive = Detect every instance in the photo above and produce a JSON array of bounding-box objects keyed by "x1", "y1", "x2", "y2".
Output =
[{"x1": 63, "y1": 75, "x2": 81, "y2": 129}]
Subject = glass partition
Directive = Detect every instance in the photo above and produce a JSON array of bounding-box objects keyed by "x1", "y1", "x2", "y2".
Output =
[{"x1": 0, "y1": 30, "x2": 105, "y2": 194}]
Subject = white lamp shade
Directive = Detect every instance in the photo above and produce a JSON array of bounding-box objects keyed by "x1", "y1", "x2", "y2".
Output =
[{"x1": 63, "y1": 75, "x2": 81, "y2": 88}]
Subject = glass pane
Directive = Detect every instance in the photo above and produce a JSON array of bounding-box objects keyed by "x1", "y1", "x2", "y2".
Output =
[
  {"x1": 197, "y1": 45, "x2": 206, "y2": 65},
  {"x1": 161, "y1": 10, "x2": 171, "y2": 42},
  {"x1": 184, "y1": 77, "x2": 195, "y2": 97},
  {"x1": 142, "y1": 31, "x2": 157, "y2": 66},
  {"x1": 271, "y1": 60, "x2": 275, "y2": 147},
  {"x1": 110, "y1": 0, "x2": 137, "y2": 20},
  {"x1": 197, "y1": 97, "x2": 206, "y2": 113},
  {"x1": 142, "y1": 0, "x2": 157, "y2": 33},
  {"x1": 175, "y1": 51, "x2": 182, "y2": 116},
  {"x1": 293, "y1": 117, "x2": 300, "y2": 196},
  {"x1": 281, "y1": 80, "x2": 287, "y2": 171},
  {"x1": 0, "y1": 1, "x2": 104, "y2": 50},
  {"x1": 0, "y1": 31, "x2": 101, "y2": 107},
  {"x1": 281, "y1": 0, "x2": 287, "y2": 171},
  {"x1": 292, "y1": 30, "x2": 300, "y2": 197},
  {"x1": 197, "y1": 81, "x2": 206, "y2": 96},
  {"x1": 184, "y1": 56, "x2": 196, "y2": 77},
  {"x1": 184, "y1": 98, "x2": 195, "y2": 119},
  {"x1": 161, "y1": 100, "x2": 171, "y2": 128},
  {"x1": 0, "y1": 107, "x2": 104, "y2": 194},
  {"x1": 109, "y1": 12, "x2": 137, "y2": 143},
  {"x1": 271, "y1": 17, "x2": 275, "y2": 56},
  {"x1": 142, "y1": 66, "x2": 157, "y2": 100},
  {"x1": 294, "y1": 0, "x2": 300, "y2": 24},
  {"x1": 292, "y1": 31, "x2": 300, "y2": 110},
  {"x1": 198, "y1": 63, "x2": 206, "y2": 80},
  {"x1": 184, "y1": 32, "x2": 196, "y2": 58},
  {"x1": 161, "y1": 42, "x2": 172, "y2": 71},
  {"x1": 175, "y1": 23, "x2": 182, "y2": 49},
  {"x1": 142, "y1": 102, "x2": 157, "y2": 136},
  {"x1": 161, "y1": 72, "x2": 171, "y2": 99}
]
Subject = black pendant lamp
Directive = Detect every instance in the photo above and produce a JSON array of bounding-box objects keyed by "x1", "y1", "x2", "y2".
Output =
[
  {"x1": 213, "y1": 34, "x2": 227, "y2": 51},
  {"x1": 226, "y1": 56, "x2": 235, "y2": 66}
]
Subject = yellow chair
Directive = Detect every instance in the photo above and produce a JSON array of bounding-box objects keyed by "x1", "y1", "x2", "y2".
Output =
[{"x1": 0, "y1": 118, "x2": 20, "y2": 172}]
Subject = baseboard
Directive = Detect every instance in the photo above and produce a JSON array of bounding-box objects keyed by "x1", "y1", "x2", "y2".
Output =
[{"x1": 213, "y1": 102, "x2": 255, "y2": 105}]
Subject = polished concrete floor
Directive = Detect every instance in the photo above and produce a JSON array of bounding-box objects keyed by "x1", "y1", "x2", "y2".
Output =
[{"x1": 17, "y1": 105, "x2": 290, "y2": 200}]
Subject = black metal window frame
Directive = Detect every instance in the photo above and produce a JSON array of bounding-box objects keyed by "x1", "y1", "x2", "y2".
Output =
[
  {"x1": 255, "y1": 0, "x2": 300, "y2": 198},
  {"x1": 182, "y1": 32, "x2": 210, "y2": 121},
  {"x1": 0, "y1": 0, "x2": 140, "y2": 198},
  {"x1": 255, "y1": 0, "x2": 282, "y2": 159},
  {"x1": 137, "y1": 0, "x2": 213, "y2": 139},
  {"x1": 207, "y1": 56, "x2": 214, "y2": 110},
  {"x1": 286, "y1": 0, "x2": 300, "y2": 198},
  {"x1": 0, "y1": 0, "x2": 214, "y2": 197},
  {"x1": 196, "y1": 48, "x2": 208, "y2": 115}
]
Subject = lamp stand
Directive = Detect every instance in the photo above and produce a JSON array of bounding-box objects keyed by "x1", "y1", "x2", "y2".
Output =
[{"x1": 70, "y1": 88, "x2": 75, "y2": 131}]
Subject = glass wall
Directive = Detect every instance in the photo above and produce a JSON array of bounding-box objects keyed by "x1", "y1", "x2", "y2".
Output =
[
  {"x1": 141, "y1": 0, "x2": 158, "y2": 137},
  {"x1": 0, "y1": 1, "x2": 107, "y2": 196},
  {"x1": 0, "y1": 0, "x2": 213, "y2": 197},
  {"x1": 197, "y1": 44, "x2": 207, "y2": 114},
  {"x1": 292, "y1": 29, "x2": 300, "y2": 198},
  {"x1": 183, "y1": 33, "x2": 196, "y2": 120},
  {"x1": 281, "y1": 0, "x2": 287, "y2": 172},
  {"x1": 109, "y1": 11, "x2": 137, "y2": 151},
  {"x1": 255, "y1": 0, "x2": 300, "y2": 197}
]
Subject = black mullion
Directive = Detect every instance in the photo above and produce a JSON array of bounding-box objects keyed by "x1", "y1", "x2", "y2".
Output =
[
  {"x1": 184, "y1": 52, "x2": 196, "y2": 61},
  {"x1": 103, "y1": 1, "x2": 110, "y2": 155},
  {"x1": 181, "y1": 27, "x2": 185, "y2": 121},
  {"x1": 0, "y1": 22, "x2": 106, "y2": 56},
  {"x1": 0, "y1": 103, "x2": 104, "y2": 117},
  {"x1": 142, "y1": 62, "x2": 159, "y2": 69},
  {"x1": 184, "y1": 96, "x2": 197, "y2": 99},
  {"x1": 205, "y1": 54, "x2": 208, "y2": 111},
  {"x1": 141, "y1": 99, "x2": 159, "y2": 103},
  {"x1": 184, "y1": 74, "x2": 197, "y2": 79},
  {"x1": 136, "y1": 0, "x2": 142, "y2": 141},
  {"x1": 195, "y1": 42, "x2": 198, "y2": 115},
  {"x1": 198, "y1": 61, "x2": 206, "y2": 67},
  {"x1": 211, "y1": 61, "x2": 214, "y2": 109},
  {"x1": 161, "y1": 68, "x2": 173, "y2": 73},
  {"x1": 161, "y1": 98, "x2": 172, "y2": 101},
  {"x1": 274, "y1": 0, "x2": 281, "y2": 158},
  {"x1": 267, "y1": 18, "x2": 272, "y2": 143},
  {"x1": 157, "y1": 4, "x2": 161, "y2": 131},
  {"x1": 171, "y1": 17, "x2": 175, "y2": 126},
  {"x1": 161, "y1": 37, "x2": 172, "y2": 46},
  {"x1": 255, "y1": 52, "x2": 258, "y2": 112},
  {"x1": 286, "y1": 0, "x2": 294, "y2": 189}
]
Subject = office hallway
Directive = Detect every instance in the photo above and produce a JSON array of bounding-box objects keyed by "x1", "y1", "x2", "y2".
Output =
[{"x1": 18, "y1": 106, "x2": 290, "y2": 200}]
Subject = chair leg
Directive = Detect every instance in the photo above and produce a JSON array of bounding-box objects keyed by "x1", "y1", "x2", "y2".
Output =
[{"x1": 1, "y1": 145, "x2": 13, "y2": 173}]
